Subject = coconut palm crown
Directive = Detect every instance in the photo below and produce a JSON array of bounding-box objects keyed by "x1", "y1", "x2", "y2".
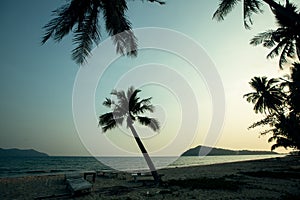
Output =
[
  {"x1": 99, "y1": 87, "x2": 159, "y2": 132},
  {"x1": 243, "y1": 76, "x2": 285, "y2": 114}
]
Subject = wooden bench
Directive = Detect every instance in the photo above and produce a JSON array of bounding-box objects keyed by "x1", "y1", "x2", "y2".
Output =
[
  {"x1": 65, "y1": 173, "x2": 92, "y2": 196},
  {"x1": 131, "y1": 172, "x2": 164, "y2": 182}
]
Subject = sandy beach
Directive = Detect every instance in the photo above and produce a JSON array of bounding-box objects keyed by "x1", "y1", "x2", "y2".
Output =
[{"x1": 0, "y1": 156, "x2": 299, "y2": 200}]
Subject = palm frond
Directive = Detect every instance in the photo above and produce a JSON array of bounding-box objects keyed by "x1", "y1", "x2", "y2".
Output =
[
  {"x1": 99, "y1": 112, "x2": 117, "y2": 132},
  {"x1": 146, "y1": 0, "x2": 166, "y2": 5},
  {"x1": 71, "y1": 0, "x2": 101, "y2": 64},
  {"x1": 131, "y1": 97, "x2": 153, "y2": 114},
  {"x1": 266, "y1": 78, "x2": 280, "y2": 88},
  {"x1": 278, "y1": 41, "x2": 291, "y2": 68},
  {"x1": 127, "y1": 86, "x2": 139, "y2": 100},
  {"x1": 42, "y1": 0, "x2": 92, "y2": 43},
  {"x1": 270, "y1": 136, "x2": 294, "y2": 150},
  {"x1": 137, "y1": 104, "x2": 154, "y2": 114},
  {"x1": 248, "y1": 114, "x2": 276, "y2": 129},
  {"x1": 266, "y1": 41, "x2": 284, "y2": 60},
  {"x1": 243, "y1": 92, "x2": 259, "y2": 103},
  {"x1": 137, "y1": 116, "x2": 160, "y2": 132},
  {"x1": 103, "y1": 98, "x2": 113, "y2": 108},
  {"x1": 111, "y1": 89, "x2": 127, "y2": 102},
  {"x1": 99, "y1": 111, "x2": 125, "y2": 132},
  {"x1": 213, "y1": 0, "x2": 241, "y2": 21},
  {"x1": 101, "y1": 0, "x2": 138, "y2": 57},
  {"x1": 243, "y1": 0, "x2": 263, "y2": 29},
  {"x1": 128, "y1": 87, "x2": 141, "y2": 112},
  {"x1": 250, "y1": 30, "x2": 274, "y2": 46},
  {"x1": 42, "y1": 0, "x2": 102, "y2": 65}
]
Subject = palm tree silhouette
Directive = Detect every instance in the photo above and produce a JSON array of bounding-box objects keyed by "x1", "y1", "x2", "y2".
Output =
[
  {"x1": 41, "y1": 0, "x2": 165, "y2": 65},
  {"x1": 250, "y1": 1, "x2": 300, "y2": 68},
  {"x1": 98, "y1": 86, "x2": 161, "y2": 183},
  {"x1": 213, "y1": 0, "x2": 300, "y2": 29},
  {"x1": 243, "y1": 76, "x2": 285, "y2": 114}
]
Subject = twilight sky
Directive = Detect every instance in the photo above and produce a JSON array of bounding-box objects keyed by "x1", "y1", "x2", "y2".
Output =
[{"x1": 0, "y1": 0, "x2": 295, "y2": 156}]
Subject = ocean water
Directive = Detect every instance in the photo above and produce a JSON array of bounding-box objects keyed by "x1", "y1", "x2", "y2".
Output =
[{"x1": 0, "y1": 154, "x2": 283, "y2": 178}]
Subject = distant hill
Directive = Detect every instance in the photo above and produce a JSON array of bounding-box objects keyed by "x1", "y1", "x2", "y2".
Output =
[
  {"x1": 0, "y1": 148, "x2": 49, "y2": 157},
  {"x1": 181, "y1": 145, "x2": 278, "y2": 156}
]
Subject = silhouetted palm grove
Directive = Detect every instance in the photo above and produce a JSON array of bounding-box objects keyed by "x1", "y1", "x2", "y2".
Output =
[
  {"x1": 244, "y1": 64, "x2": 300, "y2": 151},
  {"x1": 42, "y1": 1, "x2": 300, "y2": 153},
  {"x1": 242, "y1": 1, "x2": 300, "y2": 152},
  {"x1": 98, "y1": 87, "x2": 161, "y2": 183}
]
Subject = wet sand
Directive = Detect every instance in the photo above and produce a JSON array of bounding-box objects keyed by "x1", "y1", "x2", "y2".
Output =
[{"x1": 0, "y1": 156, "x2": 299, "y2": 199}]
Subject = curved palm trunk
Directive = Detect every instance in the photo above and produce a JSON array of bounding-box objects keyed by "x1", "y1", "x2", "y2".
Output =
[{"x1": 127, "y1": 122, "x2": 161, "y2": 184}]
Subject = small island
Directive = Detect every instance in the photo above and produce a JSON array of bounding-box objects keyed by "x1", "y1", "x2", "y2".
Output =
[
  {"x1": 0, "y1": 148, "x2": 49, "y2": 157},
  {"x1": 181, "y1": 145, "x2": 278, "y2": 156}
]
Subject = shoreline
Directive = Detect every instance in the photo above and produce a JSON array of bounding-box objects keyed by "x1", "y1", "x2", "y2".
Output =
[
  {"x1": 0, "y1": 156, "x2": 299, "y2": 199},
  {"x1": 0, "y1": 154, "x2": 284, "y2": 179}
]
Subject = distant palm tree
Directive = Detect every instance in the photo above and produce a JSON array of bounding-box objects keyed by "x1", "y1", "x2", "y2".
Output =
[
  {"x1": 98, "y1": 86, "x2": 161, "y2": 183},
  {"x1": 250, "y1": 1, "x2": 300, "y2": 68},
  {"x1": 42, "y1": 0, "x2": 165, "y2": 65},
  {"x1": 243, "y1": 76, "x2": 285, "y2": 114},
  {"x1": 213, "y1": 0, "x2": 300, "y2": 29}
]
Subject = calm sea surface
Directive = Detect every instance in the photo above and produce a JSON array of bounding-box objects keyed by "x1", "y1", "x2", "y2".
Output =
[{"x1": 0, "y1": 154, "x2": 284, "y2": 178}]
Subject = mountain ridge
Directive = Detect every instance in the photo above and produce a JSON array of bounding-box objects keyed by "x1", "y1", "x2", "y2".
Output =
[
  {"x1": 181, "y1": 145, "x2": 278, "y2": 156},
  {"x1": 0, "y1": 148, "x2": 49, "y2": 157}
]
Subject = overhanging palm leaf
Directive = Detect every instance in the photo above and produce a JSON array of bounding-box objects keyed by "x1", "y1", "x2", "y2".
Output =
[
  {"x1": 42, "y1": 0, "x2": 165, "y2": 65},
  {"x1": 98, "y1": 86, "x2": 162, "y2": 183},
  {"x1": 213, "y1": 0, "x2": 300, "y2": 30},
  {"x1": 213, "y1": 0, "x2": 263, "y2": 29}
]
